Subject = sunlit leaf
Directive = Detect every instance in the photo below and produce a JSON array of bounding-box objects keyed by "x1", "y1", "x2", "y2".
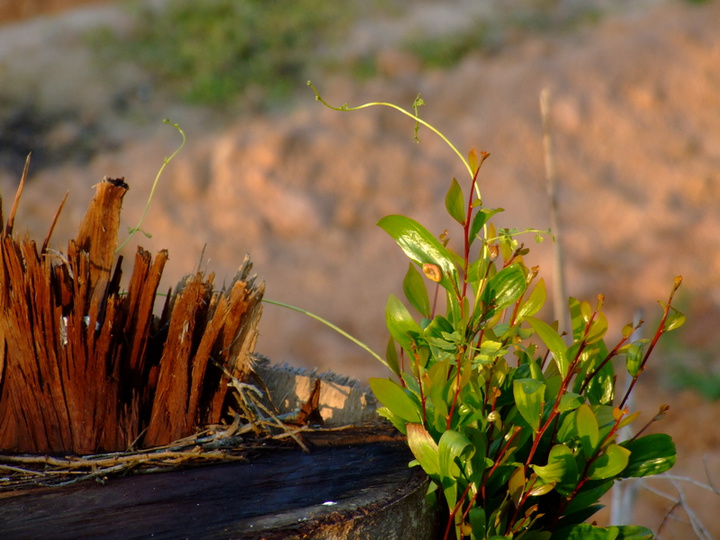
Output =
[
  {"x1": 663, "y1": 308, "x2": 686, "y2": 332},
  {"x1": 445, "y1": 177, "x2": 466, "y2": 225},
  {"x1": 439, "y1": 430, "x2": 474, "y2": 482},
  {"x1": 403, "y1": 263, "x2": 431, "y2": 318},
  {"x1": 551, "y1": 523, "x2": 620, "y2": 540},
  {"x1": 513, "y1": 378, "x2": 545, "y2": 432},
  {"x1": 469, "y1": 207, "x2": 504, "y2": 244},
  {"x1": 385, "y1": 336, "x2": 401, "y2": 378},
  {"x1": 625, "y1": 340, "x2": 646, "y2": 377},
  {"x1": 385, "y1": 294, "x2": 422, "y2": 352},
  {"x1": 576, "y1": 404, "x2": 599, "y2": 457},
  {"x1": 527, "y1": 317, "x2": 569, "y2": 376},
  {"x1": 614, "y1": 525, "x2": 654, "y2": 539},
  {"x1": 406, "y1": 422, "x2": 439, "y2": 478},
  {"x1": 378, "y1": 214, "x2": 459, "y2": 292},
  {"x1": 588, "y1": 444, "x2": 631, "y2": 480},
  {"x1": 516, "y1": 278, "x2": 546, "y2": 321},
  {"x1": 369, "y1": 378, "x2": 422, "y2": 424},
  {"x1": 481, "y1": 263, "x2": 527, "y2": 311},
  {"x1": 620, "y1": 433, "x2": 676, "y2": 477},
  {"x1": 509, "y1": 465, "x2": 526, "y2": 507}
]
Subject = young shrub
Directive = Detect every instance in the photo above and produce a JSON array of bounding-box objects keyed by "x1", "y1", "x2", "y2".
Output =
[{"x1": 310, "y1": 83, "x2": 684, "y2": 540}]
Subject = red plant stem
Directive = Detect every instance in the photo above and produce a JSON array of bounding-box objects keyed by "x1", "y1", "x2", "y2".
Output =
[
  {"x1": 579, "y1": 321, "x2": 641, "y2": 394},
  {"x1": 444, "y1": 482, "x2": 475, "y2": 540},
  {"x1": 505, "y1": 475, "x2": 540, "y2": 537},
  {"x1": 460, "y1": 153, "x2": 488, "y2": 315},
  {"x1": 552, "y1": 409, "x2": 628, "y2": 525},
  {"x1": 446, "y1": 346, "x2": 467, "y2": 430},
  {"x1": 619, "y1": 277, "x2": 681, "y2": 409},
  {"x1": 482, "y1": 426, "x2": 522, "y2": 502}
]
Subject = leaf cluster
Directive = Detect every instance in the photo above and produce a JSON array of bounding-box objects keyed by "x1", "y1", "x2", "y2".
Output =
[{"x1": 368, "y1": 151, "x2": 684, "y2": 538}]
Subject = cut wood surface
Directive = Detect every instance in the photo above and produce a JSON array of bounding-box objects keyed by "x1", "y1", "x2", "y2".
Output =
[
  {"x1": 0, "y1": 439, "x2": 436, "y2": 540},
  {"x1": 0, "y1": 173, "x2": 264, "y2": 454}
]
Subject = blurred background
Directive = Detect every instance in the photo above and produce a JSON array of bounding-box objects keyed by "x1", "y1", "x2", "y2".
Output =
[{"x1": 0, "y1": 0, "x2": 718, "y2": 535}]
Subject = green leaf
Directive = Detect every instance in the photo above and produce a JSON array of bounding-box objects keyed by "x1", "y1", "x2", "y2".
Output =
[
  {"x1": 469, "y1": 207, "x2": 504, "y2": 244},
  {"x1": 576, "y1": 404, "x2": 599, "y2": 457},
  {"x1": 445, "y1": 177, "x2": 466, "y2": 225},
  {"x1": 481, "y1": 263, "x2": 527, "y2": 311},
  {"x1": 588, "y1": 444, "x2": 631, "y2": 480},
  {"x1": 614, "y1": 525, "x2": 653, "y2": 539},
  {"x1": 620, "y1": 433, "x2": 676, "y2": 477},
  {"x1": 625, "y1": 340, "x2": 646, "y2": 378},
  {"x1": 385, "y1": 336, "x2": 401, "y2": 378},
  {"x1": 403, "y1": 263, "x2": 431, "y2": 318},
  {"x1": 564, "y1": 479, "x2": 613, "y2": 516},
  {"x1": 513, "y1": 378, "x2": 545, "y2": 432},
  {"x1": 438, "y1": 430, "x2": 474, "y2": 482},
  {"x1": 385, "y1": 294, "x2": 422, "y2": 352},
  {"x1": 468, "y1": 507, "x2": 487, "y2": 539},
  {"x1": 527, "y1": 317, "x2": 569, "y2": 376},
  {"x1": 516, "y1": 278, "x2": 546, "y2": 321},
  {"x1": 532, "y1": 444, "x2": 577, "y2": 488},
  {"x1": 378, "y1": 214, "x2": 459, "y2": 292},
  {"x1": 663, "y1": 308, "x2": 686, "y2": 332},
  {"x1": 369, "y1": 378, "x2": 422, "y2": 424},
  {"x1": 551, "y1": 523, "x2": 619, "y2": 540},
  {"x1": 568, "y1": 297, "x2": 585, "y2": 341},
  {"x1": 406, "y1": 422, "x2": 439, "y2": 478}
]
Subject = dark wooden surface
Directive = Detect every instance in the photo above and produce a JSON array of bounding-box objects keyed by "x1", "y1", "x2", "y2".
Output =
[{"x1": 0, "y1": 441, "x2": 436, "y2": 539}]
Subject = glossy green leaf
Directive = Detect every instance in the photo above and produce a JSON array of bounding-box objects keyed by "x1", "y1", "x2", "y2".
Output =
[
  {"x1": 468, "y1": 507, "x2": 486, "y2": 539},
  {"x1": 513, "y1": 378, "x2": 545, "y2": 432},
  {"x1": 532, "y1": 444, "x2": 576, "y2": 485},
  {"x1": 385, "y1": 294, "x2": 422, "y2": 352},
  {"x1": 406, "y1": 422, "x2": 439, "y2": 478},
  {"x1": 564, "y1": 479, "x2": 614, "y2": 516},
  {"x1": 586, "y1": 311, "x2": 608, "y2": 344},
  {"x1": 620, "y1": 433, "x2": 676, "y2": 477},
  {"x1": 568, "y1": 297, "x2": 585, "y2": 341},
  {"x1": 508, "y1": 466, "x2": 526, "y2": 508},
  {"x1": 551, "y1": 523, "x2": 619, "y2": 540},
  {"x1": 588, "y1": 444, "x2": 631, "y2": 480},
  {"x1": 576, "y1": 404, "x2": 599, "y2": 457},
  {"x1": 469, "y1": 207, "x2": 504, "y2": 244},
  {"x1": 663, "y1": 308, "x2": 686, "y2": 332},
  {"x1": 482, "y1": 263, "x2": 527, "y2": 311},
  {"x1": 385, "y1": 336, "x2": 401, "y2": 378},
  {"x1": 516, "y1": 278, "x2": 546, "y2": 321},
  {"x1": 558, "y1": 393, "x2": 583, "y2": 413},
  {"x1": 445, "y1": 177, "x2": 466, "y2": 225},
  {"x1": 625, "y1": 340, "x2": 646, "y2": 378},
  {"x1": 378, "y1": 214, "x2": 459, "y2": 291},
  {"x1": 403, "y1": 263, "x2": 431, "y2": 318},
  {"x1": 527, "y1": 317, "x2": 569, "y2": 376},
  {"x1": 439, "y1": 430, "x2": 474, "y2": 482},
  {"x1": 369, "y1": 378, "x2": 421, "y2": 424},
  {"x1": 614, "y1": 525, "x2": 653, "y2": 539}
]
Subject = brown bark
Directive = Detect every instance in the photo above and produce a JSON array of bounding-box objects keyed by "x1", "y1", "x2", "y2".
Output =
[{"x1": 0, "y1": 176, "x2": 264, "y2": 454}]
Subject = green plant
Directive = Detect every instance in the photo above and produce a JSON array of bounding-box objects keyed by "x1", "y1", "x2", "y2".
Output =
[
  {"x1": 91, "y1": 0, "x2": 349, "y2": 106},
  {"x1": 309, "y1": 83, "x2": 685, "y2": 539}
]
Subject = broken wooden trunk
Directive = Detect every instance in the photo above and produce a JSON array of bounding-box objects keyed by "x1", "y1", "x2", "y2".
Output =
[
  {"x1": 0, "y1": 166, "x2": 263, "y2": 455},
  {"x1": 0, "y1": 162, "x2": 438, "y2": 539}
]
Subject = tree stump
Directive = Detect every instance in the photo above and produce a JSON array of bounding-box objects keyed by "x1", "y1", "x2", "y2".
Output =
[
  {"x1": 0, "y1": 162, "x2": 437, "y2": 538},
  {"x1": 0, "y1": 166, "x2": 264, "y2": 454}
]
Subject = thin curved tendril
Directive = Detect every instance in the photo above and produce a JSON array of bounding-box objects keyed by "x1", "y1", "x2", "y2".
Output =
[
  {"x1": 263, "y1": 298, "x2": 388, "y2": 368},
  {"x1": 116, "y1": 119, "x2": 186, "y2": 253},
  {"x1": 308, "y1": 81, "x2": 475, "y2": 182}
]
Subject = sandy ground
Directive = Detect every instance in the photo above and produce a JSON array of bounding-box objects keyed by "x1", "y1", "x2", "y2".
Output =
[{"x1": 1, "y1": 0, "x2": 719, "y2": 536}]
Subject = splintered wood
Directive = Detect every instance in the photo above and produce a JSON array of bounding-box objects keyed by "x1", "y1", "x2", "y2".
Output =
[{"x1": 0, "y1": 172, "x2": 264, "y2": 454}]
